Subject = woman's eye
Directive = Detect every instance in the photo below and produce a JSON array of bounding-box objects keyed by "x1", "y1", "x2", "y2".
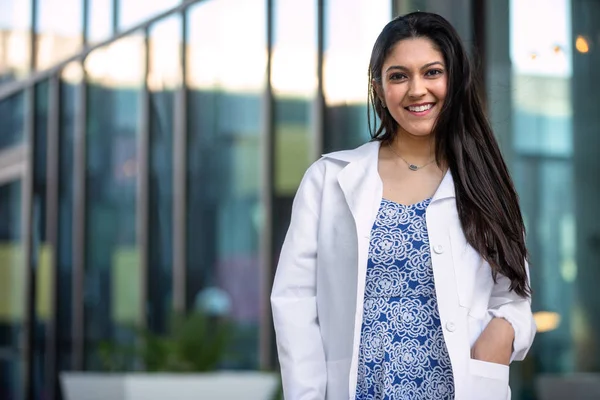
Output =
[
  {"x1": 426, "y1": 69, "x2": 443, "y2": 77},
  {"x1": 389, "y1": 73, "x2": 406, "y2": 81}
]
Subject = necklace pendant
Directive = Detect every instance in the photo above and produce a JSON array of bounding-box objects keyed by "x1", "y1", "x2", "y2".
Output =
[{"x1": 409, "y1": 164, "x2": 419, "y2": 171}]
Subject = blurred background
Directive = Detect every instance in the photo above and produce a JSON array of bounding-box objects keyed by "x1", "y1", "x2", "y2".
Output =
[{"x1": 0, "y1": 0, "x2": 598, "y2": 399}]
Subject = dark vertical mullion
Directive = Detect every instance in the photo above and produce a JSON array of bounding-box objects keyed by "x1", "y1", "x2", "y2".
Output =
[
  {"x1": 314, "y1": 0, "x2": 325, "y2": 160},
  {"x1": 44, "y1": 74, "x2": 60, "y2": 400},
  {"x1": 472, "y1": 0, "x2": 487, "y2": 108},
  {"x1": 83, "y1": 0, "x2": 90, "y2": 46},
  {"x1": 30, "y1": 0, "x2": 38, "y2": 72},
  {"x1": 22, "y1": 85, "x2": 36, "y2": 400},
  {"x1": 113, "y1": 0, "x2": 120, "y2": 35},
  {"x1": 72, "y1": 69, "x2": 87, "y2": 371},
  {"x1": 138, "y1": 28, "x2": 151, "y2": 329},
  {"x1": 259, "y1": 0, "x2": 275, "y2": 370},
  {"x1": 391, "y1": 0, "x2": 399, "y2": 18},
  {"x1": 172, "y1": 9, "x2": 188, "y2": 314}
]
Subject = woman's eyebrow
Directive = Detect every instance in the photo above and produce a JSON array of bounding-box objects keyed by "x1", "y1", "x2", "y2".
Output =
[{"x1": 385, "y1": 61, "x2": 444, "y2": 73}]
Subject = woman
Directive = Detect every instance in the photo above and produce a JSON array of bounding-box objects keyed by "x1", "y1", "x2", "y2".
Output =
[{"x1": 271, "y1": 12, "x2": 535, "y2": 400}]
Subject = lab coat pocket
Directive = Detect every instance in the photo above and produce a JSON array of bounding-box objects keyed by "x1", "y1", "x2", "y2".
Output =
[{"x1": 468, "y1": 359, "x2": 510, "y2": 400}]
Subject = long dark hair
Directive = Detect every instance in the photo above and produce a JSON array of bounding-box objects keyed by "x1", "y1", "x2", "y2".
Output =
[{"x1": 368, "y1": 12, "x2": 531, "y2": 298}]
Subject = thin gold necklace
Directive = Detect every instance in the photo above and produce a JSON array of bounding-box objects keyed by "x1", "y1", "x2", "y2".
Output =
[{"x1": 388, "y1": 143, "x2": 436, "y2": 171}]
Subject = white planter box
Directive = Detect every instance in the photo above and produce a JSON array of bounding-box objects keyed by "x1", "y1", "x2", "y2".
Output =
[{"x1": 60, "y1": 372, "x2": 280, "y2": 400}]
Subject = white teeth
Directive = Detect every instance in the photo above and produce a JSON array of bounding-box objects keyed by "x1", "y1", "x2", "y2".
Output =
[{"x1": 407, "y1": 104, "x2": 433, "y2": 112}]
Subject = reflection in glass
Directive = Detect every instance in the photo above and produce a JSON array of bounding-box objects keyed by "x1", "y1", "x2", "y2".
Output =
[
  {"x1": 119, "y1": 0, "x2": 180, "y2": 32},
  {"x1": 506, "y1": 0, "x2": 574, "y2": 384},
  {"x1": 57, "y1": 62, "x2": 80, "y2": 372},
  {"x1": 0, "y1": 0, "x2": 31, "y2": 83},
  {"x1": 186, "y1": 0, "x2": 266, "y2": 93},
  {"x1": 35, "y1": 0, "x2": 83, "y2": 70},
  {"x1": 148, "y1": 16, "x2": 180, "y2": 333},
  {"x1": 272, "y1": 0, "x2": 317, "y2": 195},
  {"x1": 323, "y1": 0, "x2": 390, "y2": 151},
  {"x1": 0, "y1": 92, "x2": 26, "y2": 149},
  {"x1": 572, "y1": 0, "x2": 600, "y2": 375},
  {"x1": 87, "y1": 0, "x2": 113, "y2": 45},
  {"x1": 84, "y1": 35, "x2": 145, "y2": 369},
  {"x1": 186, "y1": 0, "x2": 266, "y2": 368},
  {"x1": 482, "y1": 0, "x2": 600, "y2": 397},
  {"x1": 33, "y1": 81, "x2": 50, "y2": 399},
  {"x1": 0, "y1": 180, "x2": 24, "y2": 400}
]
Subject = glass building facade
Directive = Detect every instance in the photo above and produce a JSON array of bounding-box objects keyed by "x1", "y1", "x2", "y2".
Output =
[{"x1": 0, "y1": 0, "x2": 598, "y2": 399}]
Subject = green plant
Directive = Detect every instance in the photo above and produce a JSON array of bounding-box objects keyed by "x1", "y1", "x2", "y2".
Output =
[{"x1": 99, "y1": 311, "x2": 233, "y2": 372}]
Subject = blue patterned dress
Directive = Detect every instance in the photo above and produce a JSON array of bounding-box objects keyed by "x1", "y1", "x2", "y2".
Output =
[{"x1": 355, "y1": 198, "x2": 455, "y2": 400}]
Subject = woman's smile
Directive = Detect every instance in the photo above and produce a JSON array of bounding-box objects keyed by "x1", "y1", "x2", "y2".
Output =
[{"x1": 404, "y1": 102, "x2": 436, "y2": 116}]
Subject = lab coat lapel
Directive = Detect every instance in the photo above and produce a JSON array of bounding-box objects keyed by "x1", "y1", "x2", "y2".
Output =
[
  {"x1": 328, "y1": 141, "x2": 382, "y2": 394},
  {"x1": 330, "y1": 141, "x2": 382, "y2": 241}
]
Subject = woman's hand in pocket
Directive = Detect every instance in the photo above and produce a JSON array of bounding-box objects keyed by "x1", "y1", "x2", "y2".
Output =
[{"x1": 471, "y1": 317, "x2": 514, "y2": 366}]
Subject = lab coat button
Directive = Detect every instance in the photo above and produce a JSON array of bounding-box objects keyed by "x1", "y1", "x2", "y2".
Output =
[
  {"x1": 433, "y1": 245, "x2": 444, "y2": 254},
  {"x1": 446, "y1": 321, "x2": 456, "y2": 332}
]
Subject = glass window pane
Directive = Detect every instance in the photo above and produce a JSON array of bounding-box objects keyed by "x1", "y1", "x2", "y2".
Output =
[
  {"x1": 119, "y1": 0, "x2": 180, "y2": 31},
  {"x1": 57, "y1": 62, "x2": 81, "y2": 372},
  {"x1": 147, "y1": 15, "x2": 181, "y2": 333},
  {"x1": 84, "y1": 34, "x2": 145, "y2": 370},
  {"x1": 0, "y1": 179, "x2": 24, "y2": 400},
  {"x1": 33, "y1": 80, "x2": 50, "y2": 400},
  {"x1": 571, "y1": 0, "x2": 600, "y2": 377},
  {"x1": 509, "y1": 0, "x2": 573, "y2": 376},
  {"x1": 323, "y1": 0, "x2": 391, "y2": 152},
  {"x1": 35, "y1": 0, "x2": 83, "y2": 70},
  {"x1": 0, "y1": 92, "x2": 26, "y2": 149},
  {"x1": 0, "y1": 0, "x2": 32, "y2": 84},
  {"x1": 486, "y1": 0, "x2": 600, "y2": 397},
  {"x1": 393, "y1": 0, "x2": 473, "y2": 44},
  {"x1": 186, "y1": 0, "x2": 266, "y2": 369},
  {"x1": 272, "y1": 0, "x2": 317, "y2": 195},
  {"x1": 87, "y1": 0, "x2": 113, "y2": 44}
]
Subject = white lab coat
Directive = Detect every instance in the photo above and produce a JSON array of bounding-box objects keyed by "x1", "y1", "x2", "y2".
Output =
[{"x1": 271, "y1": 141, "x2": 536, "y2": 400}]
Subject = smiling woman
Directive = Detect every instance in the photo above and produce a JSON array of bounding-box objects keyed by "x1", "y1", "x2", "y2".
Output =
[{"x1": 271, "y1": 11, "x2": 535, "y2": 400}]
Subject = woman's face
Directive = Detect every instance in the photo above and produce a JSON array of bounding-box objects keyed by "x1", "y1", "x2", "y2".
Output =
[{"x1": 377, "y1": 37, "x2": 447, "y2": 138}]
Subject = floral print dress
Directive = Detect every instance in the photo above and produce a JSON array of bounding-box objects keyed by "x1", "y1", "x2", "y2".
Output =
[{"x1": 355, "y1": 198, "x2": 455, "y2": 400}]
